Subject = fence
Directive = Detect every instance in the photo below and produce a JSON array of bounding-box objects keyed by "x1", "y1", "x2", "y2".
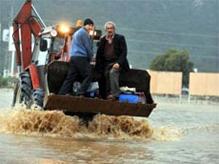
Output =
[
  {"x1": 148, "y1": 71, "x2": 219, "y2": 98},
  {"x1": 189, "y1": 73, "x2": 219, "y2": 96},
  {"x1": 148, "y1": 70, "x2": 182, "y2": 96}
]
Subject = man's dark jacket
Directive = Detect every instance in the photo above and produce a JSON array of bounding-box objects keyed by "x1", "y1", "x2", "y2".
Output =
[{"x1": 95, "y1": 33, "x2": 130, "y2": 73}]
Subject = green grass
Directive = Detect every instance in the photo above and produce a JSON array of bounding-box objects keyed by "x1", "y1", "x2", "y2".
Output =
[{"x1": 0, "y1": 76, "x2": 17, "y2": 88}]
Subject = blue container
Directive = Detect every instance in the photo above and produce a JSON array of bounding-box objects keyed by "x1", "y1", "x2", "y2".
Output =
[{"x1": 119, "y1": 94, "x2": 139, "y2": 104}]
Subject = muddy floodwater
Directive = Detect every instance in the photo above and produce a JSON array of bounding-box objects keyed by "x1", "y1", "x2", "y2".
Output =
[{"x1": 0, "y1": 88, "x2": 218, "y2": 163}]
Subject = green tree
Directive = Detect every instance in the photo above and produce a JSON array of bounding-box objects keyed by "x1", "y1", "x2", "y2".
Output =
[{"x1": 150, "y1": 49, "x2": 194, "y2": 87}]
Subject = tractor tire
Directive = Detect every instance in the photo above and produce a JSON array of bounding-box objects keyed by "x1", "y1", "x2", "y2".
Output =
[
  {"x1": 12, "y1": 72, "x2": 32, "y2": 108},
  {"x1": 12, "y1": 72, "x2": 44, "y2": 109},
  {"x1": 33, "y1": 88, "x2": 44, "y2": 107},
  {"x1": 20, "y1": 72, "x2": 33, "y2": 108}
]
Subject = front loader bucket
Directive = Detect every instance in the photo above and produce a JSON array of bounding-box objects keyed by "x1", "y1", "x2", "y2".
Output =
[
  {"x1": 47, "y1": 61, "x2": 154, "y2": 104},
  {"x1": 44, "y1": 95, "x2": 156, "y2": 118},
  {"x1": 45, "y1": 61, "x2": 156, "y2": 118}
]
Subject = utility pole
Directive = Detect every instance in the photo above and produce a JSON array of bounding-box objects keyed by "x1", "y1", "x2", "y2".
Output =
[
  {"x1": 0, "y1": 1, "x2": 1, "y2": 42},
  {"x1": 0, "y1": 23, "x2": 1, "y2": 42},
  {"x1": 0, "y1": 2, "x2": 3, "y2": 76},
  {"x1": 8, "y1": 0, "x2": 15, "y2": 76}
]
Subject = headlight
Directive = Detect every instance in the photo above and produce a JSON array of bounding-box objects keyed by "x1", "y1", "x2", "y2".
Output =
[
  {"x1": 89, "y1": 30, "x2": 96, "y2": 36},
  {"x1": 50, "y1": 29, "x2": 58, "y2": 37},
  {"x1": 58, "y1": 24, "x2": 70, "y2": 34}
]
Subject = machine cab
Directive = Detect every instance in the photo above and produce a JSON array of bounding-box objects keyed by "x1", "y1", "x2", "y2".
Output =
[{"x1": 38, "y1": 24, "x2": 101, "y2": 65}]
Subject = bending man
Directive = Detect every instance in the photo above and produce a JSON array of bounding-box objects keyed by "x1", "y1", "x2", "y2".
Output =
[{"x1": 59, "y1": 18, "x2": 94, "y2": 96}]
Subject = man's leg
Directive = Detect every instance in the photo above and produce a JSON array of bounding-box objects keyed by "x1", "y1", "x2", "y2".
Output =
[
  {"x1": 109, "y1": 68, "x2": 121, "y2": 97},
  {"x1": 98, "y1": 74, "x2": 107, "y2": 99},
  {"x1": 104, "y1": 66, "x2": 111, "y2": 96},
  {"x1": 78, "y1": 58, "x2": 92, "y2": 95},
  {"x1": 58, "y1": 58, "x2": 77, "y2": 95}
]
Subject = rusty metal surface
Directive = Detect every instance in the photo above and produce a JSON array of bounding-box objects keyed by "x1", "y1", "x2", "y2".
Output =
[{"x1": 44, "y1": 95, "x2": 156, "y2": 118}]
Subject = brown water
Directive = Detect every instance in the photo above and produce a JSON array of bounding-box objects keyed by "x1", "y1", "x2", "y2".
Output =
[{"x1": 0, "y1": 89, "x2": 218, "y2": 163}]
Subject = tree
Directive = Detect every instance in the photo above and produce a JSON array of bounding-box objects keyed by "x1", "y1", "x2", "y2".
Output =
[{"x1": 149, "y1": 49, "x2": 194, "y2": 87}]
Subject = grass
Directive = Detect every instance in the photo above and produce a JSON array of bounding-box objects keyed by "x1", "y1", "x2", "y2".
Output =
[{"x1": 0, "y1": 76, "x2": 17, "y2": 88}]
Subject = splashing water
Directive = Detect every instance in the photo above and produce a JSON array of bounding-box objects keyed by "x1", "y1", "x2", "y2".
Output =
[
  {"x1": 88, "y1": 114, "x2": 153, "y2": 139},
  {"x1": 0, "y1": 106, "x2": 156, "y2": 140},
  {"x1": 151, "y1": 126, "x2": 183, "y2": 141},
  {"x1": 0, "y1": 107, "x2": 81, "y2": 137}
]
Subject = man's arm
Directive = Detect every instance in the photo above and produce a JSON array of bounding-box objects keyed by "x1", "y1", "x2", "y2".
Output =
[
  {"x1": 95, "y1": 37, "x2": 105, "y2": 73},
  {"x1": 81, "y1": 31, "x2": 93, "y2": 60},
  {"x1": 117, "y1": 35, "x2": 127, "y2": 66}
]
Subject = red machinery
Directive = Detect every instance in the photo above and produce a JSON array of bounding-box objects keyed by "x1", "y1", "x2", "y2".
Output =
[
  {"x1": 13, "y1": 0, "x2": 43, "y2": 91},
  {"x1": 12, "y1": 0, "x2": 156, "y2": 119}
]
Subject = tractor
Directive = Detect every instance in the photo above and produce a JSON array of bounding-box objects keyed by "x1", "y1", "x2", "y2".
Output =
[{"x1": 12, "y1": 0, "x2": 156, "y2": 119}]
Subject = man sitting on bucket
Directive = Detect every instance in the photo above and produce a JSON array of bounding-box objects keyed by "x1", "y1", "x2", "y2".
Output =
[{"x1": 95, "y1": 21, "x2": 130, "y2": 100}]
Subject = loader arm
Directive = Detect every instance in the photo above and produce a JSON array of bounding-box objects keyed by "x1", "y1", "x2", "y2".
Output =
[{"x1": 12, "y1": 0, "x2": 45, "y2": 70}]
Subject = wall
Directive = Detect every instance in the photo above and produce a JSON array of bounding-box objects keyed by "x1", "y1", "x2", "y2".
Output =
[
  {"x1": 148, "y1": 70, "x2": 182, "y2": 95},
  {"x1": 189, "y1": 73, "x2": 219, "y2": 96}
]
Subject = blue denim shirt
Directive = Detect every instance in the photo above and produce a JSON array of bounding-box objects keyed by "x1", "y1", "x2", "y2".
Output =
[{"x1": 70, "y1": 27, "x2": 93, "y2": 60}]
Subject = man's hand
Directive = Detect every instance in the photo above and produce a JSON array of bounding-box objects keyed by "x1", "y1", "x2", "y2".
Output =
[
  {"x1": 90, "y1": 57, "x2": 96, "y2": 65},
  {"x1": 113, "y1": 63, "x2": 120, "y2": 70}
]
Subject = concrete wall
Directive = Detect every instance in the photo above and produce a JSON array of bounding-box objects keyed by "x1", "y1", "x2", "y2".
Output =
[
  {"x1": 148, "y1": 70, "x2": 182, "y2": 95},
  {"x1": 147, "y1": 71, "x2": 219, "y2": 97},
  {"x1": 189, "y1": 73, "x2": 219, "y2": 96}
]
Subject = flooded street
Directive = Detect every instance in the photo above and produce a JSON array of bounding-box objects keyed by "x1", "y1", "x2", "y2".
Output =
[{"x1": 0, "y1": 88, "x2": 218, "y2": 163}]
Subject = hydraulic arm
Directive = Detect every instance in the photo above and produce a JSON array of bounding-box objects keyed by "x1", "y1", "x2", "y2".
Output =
[{"x1": 12, "y1": 0, "x2": 45, "y2": 70}]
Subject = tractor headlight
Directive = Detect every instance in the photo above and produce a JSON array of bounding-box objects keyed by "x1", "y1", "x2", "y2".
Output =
[
  {"x1": 50, "y1": 29, "x2": 58, "y2": 37},
  {"x1": 89, "y1": 30, "x2": 96, "y2": 36},
  {"x1": 58, "y1": 23, "x2": 70, "y2": 34}
]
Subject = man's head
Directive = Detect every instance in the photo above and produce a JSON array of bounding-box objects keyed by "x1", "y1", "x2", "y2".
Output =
[
  {"x1": 84, "y1": 18, "x2": 94, "y2": 32},
  {"x1": 104, "y1": 21, "x2": 116, "y2": 37}
]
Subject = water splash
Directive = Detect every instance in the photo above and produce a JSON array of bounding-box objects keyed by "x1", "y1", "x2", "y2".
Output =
[
  {"x1": 88, "y1": 114, "x2": 153, "y2": 139},
  {"x1": 0, "y1": 107, "x2": 81, "y2": 138},
  {"x1": 0, "y1": 106, "x2": 153, "y2": 140},
  {"x1": 152, "y1": 126, "x2": 183, "y2": 141}
]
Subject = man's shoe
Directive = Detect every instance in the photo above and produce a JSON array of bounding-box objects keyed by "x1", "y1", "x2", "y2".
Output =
[
  {"x1": 107, "y1": 94, "x2": 117, "y2": 100},
  {"x1": 79, "y1": 94, "x2": 85, "y2": 98}
]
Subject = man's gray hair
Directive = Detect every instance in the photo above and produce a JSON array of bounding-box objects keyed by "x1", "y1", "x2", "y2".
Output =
[{"x1": 104, "y1": 21, "x2": 116, "y2": 30}]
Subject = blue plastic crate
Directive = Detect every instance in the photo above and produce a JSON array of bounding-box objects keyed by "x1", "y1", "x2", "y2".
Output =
[{"x1": 119, "y1": 94, "x2": 140, "y2": 104}]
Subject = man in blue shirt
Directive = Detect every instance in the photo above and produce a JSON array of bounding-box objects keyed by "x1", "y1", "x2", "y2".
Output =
[{"x1": 59, "y1": 18, "x2": 94, "y2": 96}]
